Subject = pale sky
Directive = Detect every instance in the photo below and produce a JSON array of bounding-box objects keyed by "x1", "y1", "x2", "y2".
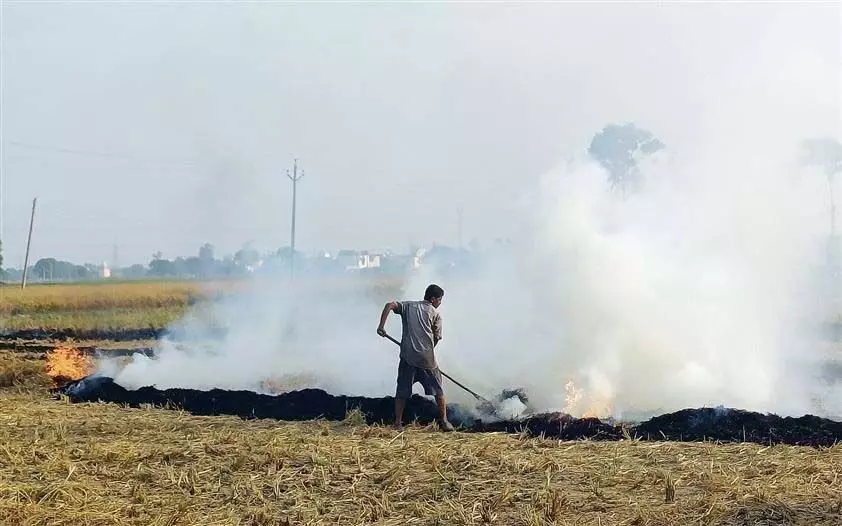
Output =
[{"x1": 1, "y1": 2, "x2": 839, "y2": 267}]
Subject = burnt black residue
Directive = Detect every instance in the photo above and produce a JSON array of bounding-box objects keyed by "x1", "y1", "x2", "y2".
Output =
[
  {"x1": 57, "y1": 377, "x2": 441, "y2": 425},
  {"x1": 56, "y1": 376, "x2": 842, "y2": 447},
  {"x1": 0, "y1": 327, "x2": 227, "y2": 342},
  {"x1": 634, "y1": 407, "x2": 842, "y2": 447},
  {"x1": 475, "y1": 412, "x2": 623, "y2": 441}
]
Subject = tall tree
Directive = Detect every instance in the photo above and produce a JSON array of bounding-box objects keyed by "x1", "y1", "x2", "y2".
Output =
[
  {"x1": 234, "y1": 244, "x2": 261, "y2": 270},
  {"x1": 199, "y1": 243, "x2": 215, "y2": 262},
  {"x1": 197, "y1": 243, "x2": 217, "y2": 278},
  {"x1": 149, "y1": 257, "x2": 177, "y2": 277},
  {"x1": 588, "y1": 123, "x2": 664, "y2": 195}
]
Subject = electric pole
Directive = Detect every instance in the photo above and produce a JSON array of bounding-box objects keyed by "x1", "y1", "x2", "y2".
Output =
[
  {"x1": 21, "y1": 197, "x2": 37, "y2": 289},
  {"x1": 286, "y1": 158, "x2": 304, "y2": 279}
]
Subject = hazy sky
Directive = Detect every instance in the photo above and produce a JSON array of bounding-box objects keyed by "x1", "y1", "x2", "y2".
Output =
[{"x1": 1, "y1": 2, "x2": 839, "y2": 266}]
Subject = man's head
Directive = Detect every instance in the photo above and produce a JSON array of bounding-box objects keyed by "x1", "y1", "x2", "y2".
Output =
[{"x1": 424, "y1": 284, "x2": 444, "y2": 307}]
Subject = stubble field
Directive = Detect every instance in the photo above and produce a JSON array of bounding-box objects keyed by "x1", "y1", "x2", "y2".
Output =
[{"x1": 1, "y1": 280, "x2": 842, "y2": 525}]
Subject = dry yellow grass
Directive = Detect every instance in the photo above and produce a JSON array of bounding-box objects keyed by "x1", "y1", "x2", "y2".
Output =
[
  {"x1": 0, "y1": 351, "x2": 52, "y2": 389},
  {"x1": 0, "y1": 281, "x2": 231, "y2": 314},
  {"x1": 0, "y1": 276, "x2": 406, "y2": 331},
  {"x1": 1, "y1": 353, "x2": 841, "y2": 525}
]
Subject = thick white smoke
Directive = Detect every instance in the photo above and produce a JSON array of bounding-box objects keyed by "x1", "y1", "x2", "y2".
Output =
[
  {"x1": 100, "y1": 129, "x2": 840, "y2": 421},
  {"x1": 405, "y1": 145, "x2": 836, "y2": 420},
  {"x1": 106, "y1": 277, "x2": 406, "y2": 398}
]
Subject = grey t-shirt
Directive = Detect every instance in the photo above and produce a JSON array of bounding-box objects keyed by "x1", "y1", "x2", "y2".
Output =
[{"x1": 395, "y1": 300, "x2": 441, "y2": 369}]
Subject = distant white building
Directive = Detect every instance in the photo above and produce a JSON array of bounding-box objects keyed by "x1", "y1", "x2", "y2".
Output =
[
  {"x1": 413, "y1": 248, "x2": 426, "y2": 270},
  {"x1": 336, "y1": 250, "x2": 381, "y2": 270}
]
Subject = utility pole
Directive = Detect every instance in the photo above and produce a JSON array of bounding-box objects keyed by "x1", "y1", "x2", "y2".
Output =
[
  {"x1": 286, "y1": 158, "x2": 304, "y2": 279},
  {"x1": 21, "y1": 197, "x2": 36, "y2": 289}
]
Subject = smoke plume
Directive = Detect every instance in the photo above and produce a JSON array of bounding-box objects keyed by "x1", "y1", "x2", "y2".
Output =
[
  {"x1": 96, "y1": 4, "x2": 840, "y2": 420},
  {"x1": 99, "y1": 124, "x2": 840, "y2": 422}
]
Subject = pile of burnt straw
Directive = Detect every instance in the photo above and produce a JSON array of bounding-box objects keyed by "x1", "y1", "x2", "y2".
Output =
[{"x1": 56, "y1": 376, "x2": 842, "y2": 447}]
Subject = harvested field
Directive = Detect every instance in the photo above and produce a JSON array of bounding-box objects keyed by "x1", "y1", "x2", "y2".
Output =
[
  {"x1": 2, "y1": 389, "x2": 842, "y2": 525},
  {"x1": 4, "y1": 347, "x2": 842, "y2": 525},
  {"x1": 0, "y1": 281, "x2": 230, "y2": 313},
  {"x1": 0, "y1": 281, "x2": 214, "y2": 331},
  {"x1": 2, "y1": 277, "x2": 842, "y2": 525},
  {"x1": 0, "y1": 277, "x2": 405, "y2": 332}
]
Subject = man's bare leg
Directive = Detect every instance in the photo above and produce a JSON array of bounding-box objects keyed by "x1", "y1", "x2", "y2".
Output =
[
  {"x1": 394, "y1": 397, "x2": 405, "y2": 430},
  {"x1": 435, "y1": 395, "x2": 454, "y2": 431}
]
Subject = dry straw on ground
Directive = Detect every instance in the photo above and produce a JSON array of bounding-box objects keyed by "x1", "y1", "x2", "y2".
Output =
[
  {"x1": 1, "y1": 352, "x2": 841, "y2": 526},
  {"x1": 0, "y1": 352, "x2": 52, "y2": 389}
]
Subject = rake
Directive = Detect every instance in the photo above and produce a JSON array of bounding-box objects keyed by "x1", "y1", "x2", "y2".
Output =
[{"x1": 381, "y1": 332, "x2": 498, "y2": 415}]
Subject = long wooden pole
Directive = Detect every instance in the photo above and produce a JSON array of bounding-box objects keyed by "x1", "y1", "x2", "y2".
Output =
[{"x1": 21, "y1": 197, "x2": 36, "y2": 289}]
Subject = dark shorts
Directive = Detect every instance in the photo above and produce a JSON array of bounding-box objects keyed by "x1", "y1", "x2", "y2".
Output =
[{"x1": 396, "y1": 359, "x2": 444, "y2": 399}]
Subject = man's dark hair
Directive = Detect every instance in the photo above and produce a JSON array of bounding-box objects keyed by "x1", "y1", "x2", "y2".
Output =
[{"x1": 424, "y1": 284, "x2": 444, "y2": 301}]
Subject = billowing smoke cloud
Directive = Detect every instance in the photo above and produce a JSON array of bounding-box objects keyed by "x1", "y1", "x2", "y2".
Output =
[
  {"x1": 100, "y1": 125, "x2": 839, "y2": 421},
  {"x1": 404, "y1": 144, "x2": 835, "y2": 420},
  {"x1": 93, "y1": 3, "x2": 840, "y2": 420},
  {"x1": 106, "y1": 277, "x2": 407, "y2": 399}
]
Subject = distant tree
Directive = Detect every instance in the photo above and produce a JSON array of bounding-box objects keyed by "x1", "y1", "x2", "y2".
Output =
[
  {"x1": 172, "y1": 257, "x2": 189, "y2": 277},
  {"x1": 197, "y1": 243, "x2": 217, "y2": 278},
  {"x1": 149, "y1": 257, "x2": 177, "y2": 277},
  {"x1": 588, "y1": 123, "x2": 664, "y2": 194},
  {"x1": 199, "y1": 243, "x2": 215, "y2": 262},
  {"x1": 2, "y1": 267, "x2": 22, "y2": 281},
  {"x1": 274, "y1": 246, "x2": 304, "y2": 264},
  {"x1": 32, "y1": 258, "x2": 93, "y2": 281},
  {"x1": 219, "y1": 256, "x2": 241, "y2": 277},
  {"x1": 802, "y1": 138, "x2": 842, "y2": 237},
  {"x1": 0, "y1": 238, "x2": 3, "y2": 271},
  {"x1": 184, "y1": 256, "x2": 202, "y2": 278},
  {"x1": 33, "y1": 258, "x2": 57, "y2": 280},
  {"x1": 123, "y1": 264, "x2": 147, "y2": 279},
  {"x1": 234, "y1": 245, "x2": 261, "y2": 270}
]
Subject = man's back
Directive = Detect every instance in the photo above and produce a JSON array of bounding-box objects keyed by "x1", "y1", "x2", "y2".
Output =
[{"x1": 396, "y1": 300, "x2": 441, "y2": 369}]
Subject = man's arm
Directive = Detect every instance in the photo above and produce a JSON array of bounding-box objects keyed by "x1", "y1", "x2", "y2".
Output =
[
  {"x1": 432, "y1": 311, "x2": 442, "y2": 346},
  {"x1": 377, "y1": 301, "x2": 400, "y2": 337}
]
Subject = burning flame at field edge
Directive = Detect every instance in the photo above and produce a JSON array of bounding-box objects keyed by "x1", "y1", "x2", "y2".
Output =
[{"x1": 45, "y1": 346, "x2": 95, "y2": 384}]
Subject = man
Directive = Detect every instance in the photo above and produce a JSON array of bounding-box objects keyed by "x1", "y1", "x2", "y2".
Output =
[{"x1": 377, "y1": 283, "x2": 454, "y2": 432}]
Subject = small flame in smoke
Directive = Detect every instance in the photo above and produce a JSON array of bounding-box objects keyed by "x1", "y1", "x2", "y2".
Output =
[
  {"x1": 563, "y1": 380, "x2": 582, "y2": 414},
  {"x1": 45, "y1": 346, "x2": 95, "y2": 384},
  {"x1": 563, "y1": 379, "x2": 613, "y2": 419},
  {"x1": 259, "y1": 373, "x2": 321, "y2": 394}
]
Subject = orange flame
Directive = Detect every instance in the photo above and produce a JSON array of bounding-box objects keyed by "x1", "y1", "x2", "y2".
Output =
[
  {"x1": 45, "y1": 346, "x2": 95, "y2": 384},
  {"x1": 563, "y1": 379, "x2": 613, "y2": 419}
]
